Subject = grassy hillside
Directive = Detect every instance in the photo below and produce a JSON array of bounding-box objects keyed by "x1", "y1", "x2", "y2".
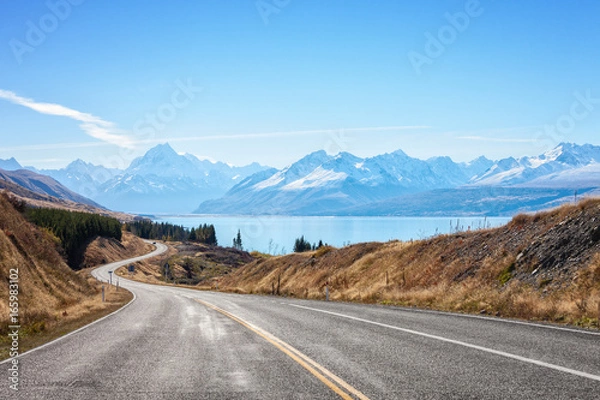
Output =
[
  {"x1": 218, "y1": 199, "x2": 600, "y2": 327},
  {"x1": 83, "y1": 232, "x2": 154, "y2": 269},
  {"x1": 115, "y1": 242, "x2": 252, "y2": 288},
  {"x1": 0, "y1": 194, "x2": 141, "y2": 359}
]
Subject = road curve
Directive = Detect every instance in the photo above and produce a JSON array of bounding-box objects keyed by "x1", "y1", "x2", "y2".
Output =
[{"x1": 4, "y1": 241, "x2": 600, "y2": 399}]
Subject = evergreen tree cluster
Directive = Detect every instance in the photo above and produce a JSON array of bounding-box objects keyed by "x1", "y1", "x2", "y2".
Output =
[
  {"x1": 293, "y1": 236, "x2": 324, "y2": 252},
  {"x1": 190, "y1": 224, "x2": 217, "y2": 245},
  {"x1": 25, "y1": 208, "x2": 122, "y2": 269},
  {"x1": 124, "y1": 220, "x2": 217, "y2": 245},
  {"x1": 124, "y1": 220, "x2": 186, "y2": 241}
]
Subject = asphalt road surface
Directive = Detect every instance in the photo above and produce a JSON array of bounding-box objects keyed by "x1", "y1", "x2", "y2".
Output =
[{"x1": 3, "y1": 242, "x2": 600, "y2": 399}]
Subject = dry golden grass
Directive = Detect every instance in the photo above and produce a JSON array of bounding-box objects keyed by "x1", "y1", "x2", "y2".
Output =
[
  {"x1": 0, "y1": 277, "x2": 133, "y2": 360},
  {"x1": 0, "y1": 195, "x2": 144, "y2": 360},
  {"x1": 217, "y1": 199, "x2": 600, "y2": 328},
  {"x1": 81, "y1": 231, "x2": 154, "y2": 269},
  {"x1": 113, "y1": 241, "x2": 177, "y2": 284}
]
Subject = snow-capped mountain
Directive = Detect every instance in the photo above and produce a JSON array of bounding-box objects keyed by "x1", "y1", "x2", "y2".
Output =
[
  {"x1": 195, "y1": 149, "x2": 494, "y2": 215},
  {"x1": 196, "y1": 143, "x2": 600, "y2": 215},
  {"x1": 17, "y1": 143, "x2": 268, "y2": 214},
  {"x1": 36, "y1": 159, "x2": 122, "y2": 199},
  {"x1": 470, "y1": 143, "x2": 600, "y2": 187},
  {"x1": 6, "y1": 142, "x2": 599, "y2": 216},
  {"x1": 93, "y1": 143, "x2": 269, "y2": 213}
]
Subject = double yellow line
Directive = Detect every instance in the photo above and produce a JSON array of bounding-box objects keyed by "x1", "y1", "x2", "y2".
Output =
[{"x1": 195, "y1": 299, "x2": 370, "y2": 400}]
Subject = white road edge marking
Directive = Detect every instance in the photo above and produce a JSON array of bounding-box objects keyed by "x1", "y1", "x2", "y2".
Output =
[
  {"x1": 288, "y1": 303, "x2": 600, "y2": 383},
  {"x1": 386, "y1": 305, "x2": 600, "y2": 336},
  {"x1": 0, "y1": 292, "x2": 137, "y2": 365}
]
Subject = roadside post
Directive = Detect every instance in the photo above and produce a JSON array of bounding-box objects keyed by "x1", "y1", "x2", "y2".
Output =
[
  {"x1": 108, "y1": 270, "x2": 113, "y2": 286},
  {"x1": 326, "y1": 280, "x2": 330, "y2": 302},
  {"x1": 102, "y1": 285, "x2": 105, "y2": 302}
]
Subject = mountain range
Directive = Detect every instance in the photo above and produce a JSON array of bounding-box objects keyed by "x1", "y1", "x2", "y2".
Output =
[
  {"x1": 10, "y1": 144, "x2": 269, "y2": 214},
  {"x1": 2, "y1": 142, "x2": 599, "y2": 216},
  {"x1": 0, "y1": 168, "x2": 101, "y2": 207},
  {"x1": 195, "y1": 143, "x2": 600, "y2": 216}
]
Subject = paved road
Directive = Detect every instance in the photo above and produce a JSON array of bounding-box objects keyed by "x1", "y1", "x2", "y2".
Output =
[{"x1": 4, "y1": 242, "x2": 600, "y2": 399}]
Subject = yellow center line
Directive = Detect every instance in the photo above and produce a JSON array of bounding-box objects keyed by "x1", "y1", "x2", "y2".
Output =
[{"x1": 195, "y1": 299, "x2": 370, "y2": 400}]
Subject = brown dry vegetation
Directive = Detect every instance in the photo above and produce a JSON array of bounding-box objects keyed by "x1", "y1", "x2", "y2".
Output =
[
  {"x1": 115, "y1": 243, "x2": 179, "y2": 285},
  {"x1": 218, "y1": 199, "x2": 600, "y2": 328},
  {"x1": 82, "y1": 232, "x2": 154, "y2": 269},
  {"x1": 0, "y1": 195, "x2": 143, "y2": 359},
  {"x1": 115, "y1": 242, "x2": 252, "y2": 290}
]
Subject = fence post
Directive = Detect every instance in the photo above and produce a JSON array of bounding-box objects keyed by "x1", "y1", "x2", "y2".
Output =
[{"x1": 597, "y1": 298, "x2": 600, "y2": 329}]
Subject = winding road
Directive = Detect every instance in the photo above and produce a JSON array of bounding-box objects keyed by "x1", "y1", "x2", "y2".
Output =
[{"x1": 3, "y1": 241, "x2": 600, "y2": 399}]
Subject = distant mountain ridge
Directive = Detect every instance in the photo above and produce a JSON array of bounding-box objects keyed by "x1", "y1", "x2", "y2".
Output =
[
  {"x1": 16, "y1": 143, "x2": 270, "y2": 214},
  {"x1": 195, "y1": 149, "x2": 495, "y2": 215},
  {"x1": 2, "y1": 142, "x2": 599, "y2": 216},
  {"x1": 195, "y1": 142, "x2": 600, "y2": 216},
  {"x1": 0, "y1": 157, "x2": 22, "y2": 171},
  {"x1": 470, "y1": 143, "x2": 600, "y2": 187},
  {"x1": 0, "y1": 168, "x2": 102, "y2": 208}
]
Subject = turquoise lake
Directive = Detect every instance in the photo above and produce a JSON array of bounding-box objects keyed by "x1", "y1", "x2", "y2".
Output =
[{"x1": 155, "y1": 215, "x2": 512, "y2": 254}]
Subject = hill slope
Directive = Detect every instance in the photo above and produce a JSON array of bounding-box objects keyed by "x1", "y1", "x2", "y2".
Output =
[
  {"x1": 219, "y1": 199, "x2": 600, "y2": 326},
  {"x1": 0, "y1": 194, "x2": 147, "y2": 359},
  {"x1": 0, "y1": 176, "x2": 136, "y2": 222},
  {"x1": 0, "y1": 194, "x2": 96, "y2": 334},
  {"x1": 0, "y1": 168, "x2": 102, "y2": 207}
]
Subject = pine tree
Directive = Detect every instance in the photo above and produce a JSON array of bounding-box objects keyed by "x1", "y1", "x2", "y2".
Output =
[
  {"x1": 294, "y1": 235, "x2": 313, "y2": 252},
  {"x1": 233, "y1": 229, "x2": 243, "y2": 250}
]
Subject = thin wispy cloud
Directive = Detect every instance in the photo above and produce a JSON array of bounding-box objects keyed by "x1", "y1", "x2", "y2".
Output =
[
  {"x1": 134, "y1": 125, "x2": 432, "y2": 145},
  {"x1": 0, "y1": 125, "x2": 432, "y2": 154},
  {"x1": 0, "y1": 89, "x2": 134, "y2": 148},
  {"x1": 458, "y1": 136, "x2": 537, "y2": 143}
]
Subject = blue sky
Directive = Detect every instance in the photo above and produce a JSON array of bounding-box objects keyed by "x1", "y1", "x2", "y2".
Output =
[{"x1": 1, "y1": 0, "x2": 599, "y2": 169}]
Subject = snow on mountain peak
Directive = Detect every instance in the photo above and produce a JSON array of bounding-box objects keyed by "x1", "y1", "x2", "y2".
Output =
[{"x1": 282, "y1": 166, "x2": 348, "y2": 191}]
